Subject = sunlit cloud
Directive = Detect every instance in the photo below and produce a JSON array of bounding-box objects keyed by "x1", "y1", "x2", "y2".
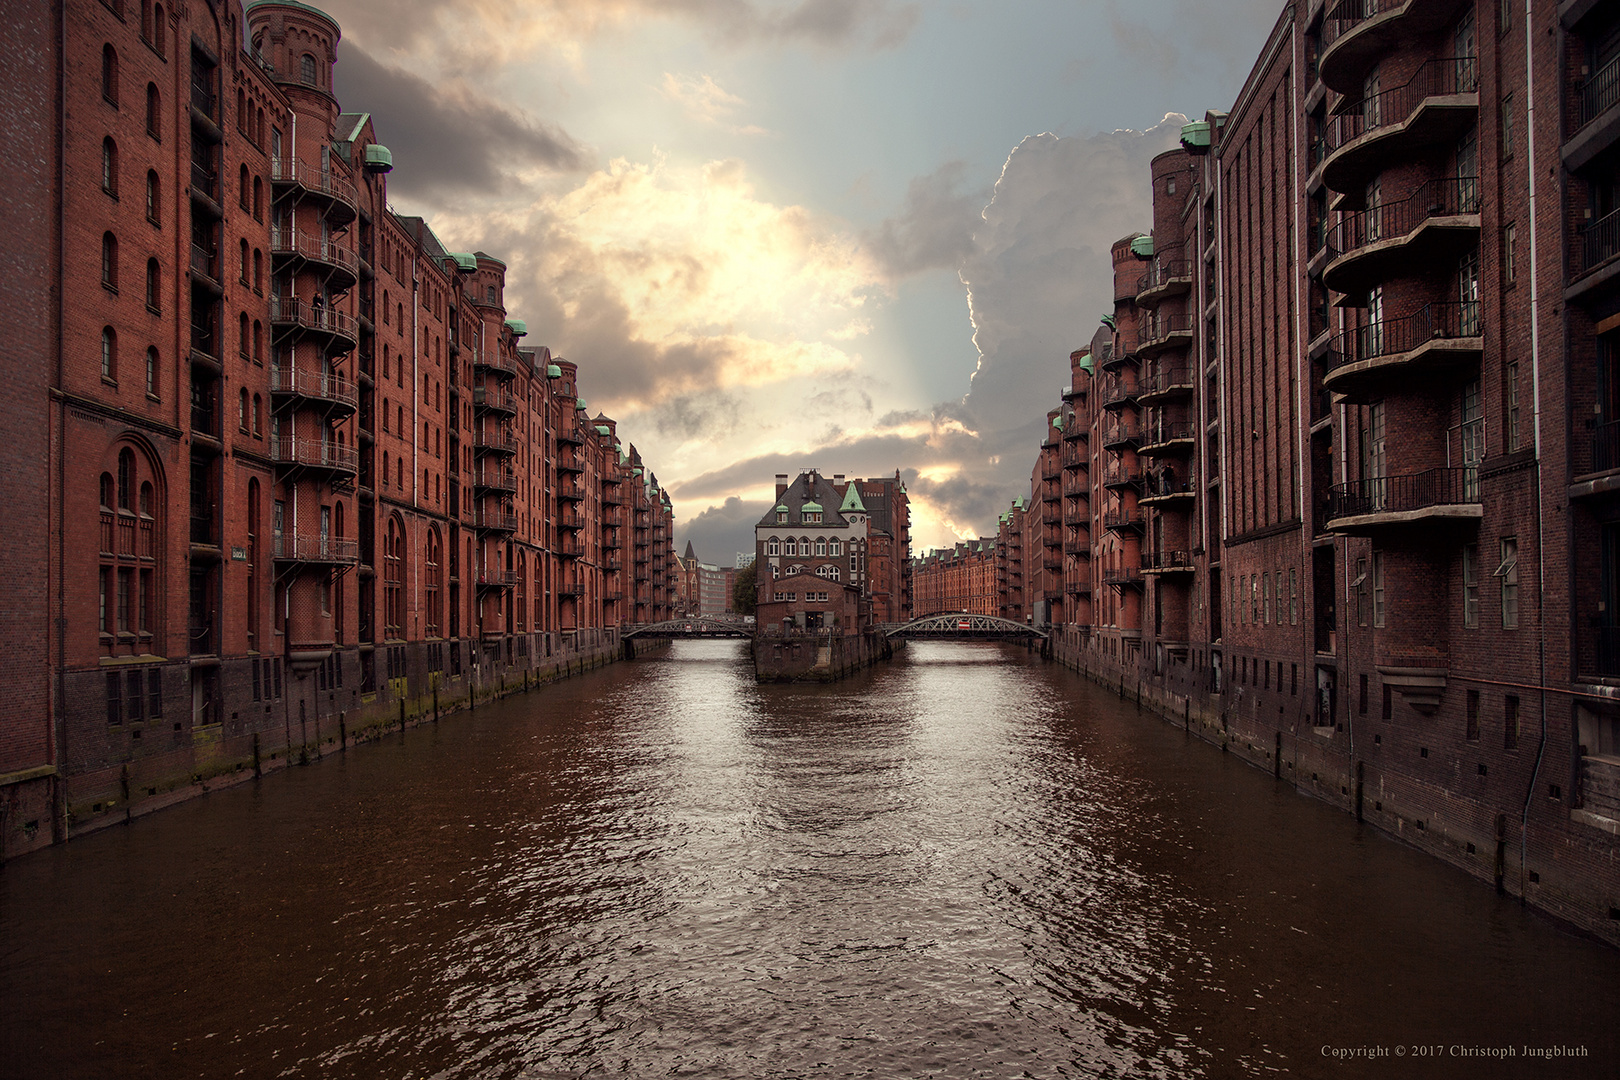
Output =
[{"x1": 660, "y1": 73, "x2": 772, "y2": 136}]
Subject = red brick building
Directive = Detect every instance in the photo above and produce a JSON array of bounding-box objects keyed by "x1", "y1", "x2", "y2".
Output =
[
  {"x1": 2, "y1": 0, "x2": 675, "y2": 858},
  {"x1": 911, "y1": 538, "x2": 999, "y2": 616},
  {"x1": 1022, "y1": 0, "x2": 1620, "y2": 944}
]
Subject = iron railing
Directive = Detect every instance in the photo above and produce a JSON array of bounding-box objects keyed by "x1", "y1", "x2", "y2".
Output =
[
  {"x1": 1326, "y1": 301, "x2": 1482, "y2": 370},
  {"x1": 1577, "y1": 53, "x2": 1620, "y2": 132},
  {"x1": 270, "y1": 365, "x2": 358, "y2": 409},
  {"x1": 1325, "y1": 57, "x2": 1478, "y2": 156},
  {"x1": 272, "y1": 533, "x2": 359, "y2": 563},
  {"x1": 271, "y1": 436, "x2": 358, "y2": 473},
  {"x1": 1581, "y1": 205, "x2": 1620, "y2": 273},
  {"x1": 1327, "y1": 176, "x2": 1480, "y2": 258},
  {"x1": 1328, "y1": 466, "x2": 1478, "y2": 519}
]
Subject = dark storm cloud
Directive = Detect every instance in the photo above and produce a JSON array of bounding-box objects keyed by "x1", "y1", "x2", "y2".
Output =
[
  {"x1": 332, "y1": 44, "x2": 586, "y2": 199},
  {"x1": 674, "y1": 497, "x2": 772, "y2": 565},
  {"x1": 862, "y1": 161, "x2": 987, "y2": 278}
]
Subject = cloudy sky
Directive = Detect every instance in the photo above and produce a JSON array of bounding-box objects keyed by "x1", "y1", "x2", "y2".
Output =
[{"x1": 325, "y1": 0, "x2": 1280, "y2": 562}]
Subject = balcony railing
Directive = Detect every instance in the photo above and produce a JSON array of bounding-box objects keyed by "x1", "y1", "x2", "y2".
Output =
[
  {"x1": 1102, "y1": 565, "x2": 1143, "y2": 586},
  {"x1": 472, "y1": 386, "x2": 516, "y2": 413},
  {"x1": 271, "y1": 436, "x2": 358, "y2": 473},
  {"x1": 1141, "y1": 470, "x2": 1195, "y2": 500},
  {"x1": 1136, "y1": 312, "x2": 1196, "y2": 352},
  {"x1": 272, "y1": 533, "x2": 359, "y2": 564},
  {"x1": 1103, "y1": 508, "x2": 1143, "y2": 532},
  {"x1": 1586, "y1": 419, "x2": 1620, "y2": 476},
  {"x1": 1141, "y1": 549, "x2": 1195, "y2": 573},
  {"x1": 475, "y1": 570, "x2": 519, "y2": 589},
  {"x1": 474, "y1": 510, "x2": 518, "y2": 533},
  {"x1": 189, "y1": 243, "x2": 219, "y2": 283},
  {"x1": 1328, "y1": 466, "x2": 1479, "y2": 521},
  {"x1": 473, "y1": 468, "x2": 517, "y2": 492},
  {"x1": 270, "y1": 365, "x2": 358, "y2": 410},
  {"x1": 1140, "y1": 421, "x2": 1197, "y2": 451},
  {"x1": 190, "y1": 161, "x2": 218, "y2": 203},
  {"x1": 1325, "y1": 57, "x2": 1478, "y2": 157},
  {"x1": 1139, "y1": 366, "x2": 1194, "y2": 399},
  {"x1": 473, "y1": 430, "x2": 517, "y2": 455},
  {"x1": 1136, "y1": 259, "x2": 1193, "y2": 297},
  {"x1": 268, "y1": 157, "x2": 358, "y2": 217},
  {"x1": 1327, "y1": 175, "x2": 1480, "y2": 258},
  {"x1": 1581, "y1": 205, "x2": 1620, "y2": 273},
  {"x1": 267, "y1": 296, "x2": 358, "y2": 342},
  {"x1": 1577, "y1": 54, "x2": 1620, "y2": 133},
  {"x1": 269, "y1": 227, "x2": 359, "y2": 278},
  {"x1": 1326, "y1": 301, "x2": 1482, "y2": 369}
]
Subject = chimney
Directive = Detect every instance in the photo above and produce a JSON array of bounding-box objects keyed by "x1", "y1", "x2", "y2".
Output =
[
  {"x1": 775, "y1": 474, "x2": 789, "y2": 499},
  {"x1": 833, "y1": 473, "x2": 845, "y2": 485}
]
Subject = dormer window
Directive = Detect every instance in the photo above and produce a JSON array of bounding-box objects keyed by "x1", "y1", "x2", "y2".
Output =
[{"x1": 805, "y1": 512, "x2": 822, "y2": 523}]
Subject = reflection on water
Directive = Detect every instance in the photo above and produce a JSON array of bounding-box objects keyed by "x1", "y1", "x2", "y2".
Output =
[{"x1": 2, "y1": 641, "x2": 1615, "y2": 1079}]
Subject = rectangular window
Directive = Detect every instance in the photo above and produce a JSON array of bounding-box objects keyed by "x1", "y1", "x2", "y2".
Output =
[
  {"x1": 126, "y1": 670, "x2": 145, "y2": 722},
  {"x1": 1289, "y1": 567, "x2": 1298, "y2": 625},
  {"x1": 1263, "y1": 572, "x2": 1271, "y2": 625},
  {"x1": 1500, "y1": 96, "x2": 1514, "y2": 159},
  {"x1": 1359, "y1": 673, "x2": 1368, "y2": 714},
  {"x1": 1503, "y1": 222, "x2": 1516, "y2": 284},
  {"x1": 1382, "y1": 683, "x2": 1393, "y2": 720},
  {"x1": 252, "y1": 659, "x2": 262, "y2": 701},
  {"x1": 1466, "y1": 689, "x2": 1480, "y2": 740},
  {"x1": 1504, "y1": 694, "x2": 1520, "y2": 749},
  {"x1": 1497, "y1": 538, "x2": 1518, "y2": 629},
  {"x1": 106, "y1": 672, "x2": 122, "y2": 725},
  {"x1": 1372, "y1": 552, "x2": 1386, "y2": 627},
  {"x1": 1463, "y1": 544, "x2": 1479, "y2": 628},
  {"x1": 117, "y1": 567, "x2": 133, "y2": 632}
]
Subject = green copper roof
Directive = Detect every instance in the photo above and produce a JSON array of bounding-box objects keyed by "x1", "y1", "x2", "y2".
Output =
[
  {"x1": 1101, "y1": 313, "x2": 1117, "y2": 329},
  {"x1": 775, "y1": 504, "x2": 789, "y2": 513},
  {"x1": 1052, "y1": 416, "x2": 1063, "y2": 429},
  {"x1": 1130, "y1": 235, "x2": 1154, "y2": 258},
  {"x1": 802, "y1": 501, "x2": 822, "y2": 513},
  {"x1": 505, "y1": 318, "x2": 527, "y2": 336},
  {"x1": 595, "y1": 424, "x2": 611, "y2": 435},
  {"x1": 451, "y1": 252, "x2": 477, "y2": 272},
  {"x1": 546, "y1": 363, "x2": 562, "y2": 378},
  {"x1": 577, "y1": 398, "x2": 587, "y2": 410},
  {"x1": 1078, "y1": 352, "x2": 1094, "y2": 374},
  {"x1": 839, "y1": 485, "x2": 866, "y2": 513},
  {"x1": 1180, "y1": 120, "x2": 1212, "y2": 151},
  {"x1": 362, "y1": 144, "x2": 393, "y2": 172},
  {"x1": 633, "y1": 467, "x2": 643, "y2": 477}
]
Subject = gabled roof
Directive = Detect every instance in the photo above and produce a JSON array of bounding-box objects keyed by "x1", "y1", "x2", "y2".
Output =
[
  {"x1": 839, "y1": 485, "x2": 866, "y2": 514},
  {"x1": 755, "y1": 471, "x2": 850, "y2": 529}
]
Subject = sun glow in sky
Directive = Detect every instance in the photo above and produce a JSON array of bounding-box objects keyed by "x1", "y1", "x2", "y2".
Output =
[{"x1": 325, "y1": 0, "x2": 1281, "y2": 560}]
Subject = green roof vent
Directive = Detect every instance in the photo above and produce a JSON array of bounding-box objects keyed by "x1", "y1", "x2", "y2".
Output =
[
  {"x1": 595, "y1": 424, "x2": 611, "y2": 436},
  {"x1": 505, "y1": 318, "x2": 526, "y2": 336},
  {"x1": 1180, "y1": 121, "x2": 1212, "y2": 154},
  {"x1": 577, "y1": 399, "x2": 587, "y2": 410},
  {"x1": 451, "y1": 252, "x2": 477, "y2": 273},
  {"x1": 802, "y1": 500, "x2": 822, "y2": 513},
  {"x1": 1101, "y1": 313, "x2": 1117, "y2": 329},
  {"x1": 546, "y1": 363, "x2": 562, "y2": 378},
  {"x1": 1129, "y1": 235, "x2": 1154, "y2": 259},
  {"x1": 1052, "y1": 416, "x2": 1063, "y2": 429},
  {"x1": 1078, "y1": 352, "x2": 1094, "y2": 374},
  {"x1": 775, "y1": 503, "x2": 789, "y2": 513},
  {"x1": 839, "y1": 486, "x2": 866, "y2": 513},
  {"x1": 363, "y1": 144, "x2": 394, "y2": 172}
]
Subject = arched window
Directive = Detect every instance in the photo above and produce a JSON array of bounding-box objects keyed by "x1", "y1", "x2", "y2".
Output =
[
  {"x1": 784, "y1": 538, "x2": 796, "y2": 557},
  {"x1": 252, "y1": 394, "x2": 262, "y2": 435},
  {"x1": 102, "y1": 137, "x2": 117, "y2": 195},
  {"x1": 252, "y1": 319, "x2": 263, "y2": 361},
  {"x1": 300, "y1": 53, "x2": 317, "y2": 86},
  {"x1": 101, "y1": 327, "x2": 117, "y2": 381},
  {"x1": 145, "y1": 347, "x2": 158, "y2": 397},
  {"x1": 253, "y1": 249, "x2": 262, "y2": 291},
  {"x1": 766, "y1": 537, "x2": 780, "y2": 556},
  {"x1": 253, "y1": 176, "x2": 263, "y2": 220},
  {"x1": 102, "y1": 44, "x2": 118, "y2": 105},
  {"x1": 486, "y1": 286, "x2": 496, "y2": 305},
  {"x1": 238, "y1": 388, "x2": 249, "y2": 431},
  {"x1": 145, "y1": 170, "x2": 159, "y2": 224},
  {"x1": 238, "y1": 312, "x2": 250, "y2": 357},
  {"x1": 152, "y1": 4, "x2": 164, "y2": 54},
  {"x1": 99, "y1": 444, "x2": 164, "y2": 654},
  {"x1": 383, "y1": 515, "x2": 404, "y2": 638},
  {"x1": 382, "y1": 290, "x2": 389, "y2": 325},
  {"x1": 141, "y1": 0, "x2": 153, "y2": 40},
  {"x1": 101, "y1": 232, "x2": 117, "y2": 289},
  {"x1": 145, "y1": 258, "x2": 160, "y2": 312},
  {"x1": 239, "y1": 164, "x2": 250, "y2": 210},
  {"x1": 145, "y1": 83, "x2": 160, "y2": 139},
  {"x1": 239, "y1": 238, "x2": 249, "y2": 283}
]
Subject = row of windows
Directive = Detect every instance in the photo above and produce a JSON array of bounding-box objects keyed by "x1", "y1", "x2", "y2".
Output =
[
  {"x1": 764, "y1": 536, "x2": 844, "y2": 557},
  {"x1": 99, "y1": 327, "x2": 162, "y2": 398}
]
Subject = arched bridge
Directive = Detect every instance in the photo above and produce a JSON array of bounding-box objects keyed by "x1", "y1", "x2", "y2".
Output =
[
  {"x1": 622, "y1": 618, "x2": 752, "y2": 639},
  {"x1": 885, "y1": 614, "x2": 1047, "y2": 640}
]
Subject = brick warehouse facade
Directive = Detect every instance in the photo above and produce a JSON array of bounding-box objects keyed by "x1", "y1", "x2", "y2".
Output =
[
  {"x1": 1, "y1": 0, "x2": 676, "y2": 859},
  {"x1": 1002, "y1": 0, "x2": 1620, "y2": 946}
]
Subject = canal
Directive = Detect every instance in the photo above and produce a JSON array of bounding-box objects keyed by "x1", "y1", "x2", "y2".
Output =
[{"x1": 1, "y1": 641, "x2": 1615, "y2": 1079}]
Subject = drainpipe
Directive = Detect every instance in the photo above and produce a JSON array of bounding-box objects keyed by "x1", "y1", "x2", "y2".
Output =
[
  {"x1": 1518, "y1": 0, "x2": 1548, "y2": 902},
  {"x1": 51, "y1": 0, "x2": 68, "y2": 843}
]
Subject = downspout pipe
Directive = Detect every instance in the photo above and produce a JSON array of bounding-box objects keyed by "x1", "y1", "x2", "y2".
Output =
[{"x1": 1519, "y1": 0, "x2": 1548, "y2": 902}]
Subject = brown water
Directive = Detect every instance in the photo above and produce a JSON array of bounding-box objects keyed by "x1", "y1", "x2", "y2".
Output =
[{"x1": 1, "y1": 640, "x2": 1614, "y2": 1079}]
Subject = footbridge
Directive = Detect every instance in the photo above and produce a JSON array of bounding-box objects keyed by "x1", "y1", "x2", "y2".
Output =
[
  {"x1": 622, "y1": 618, "x2": 752, "y2": 639},
  {"x1": 884, "y1": 614, "x2": 1047, "y2": 641}
]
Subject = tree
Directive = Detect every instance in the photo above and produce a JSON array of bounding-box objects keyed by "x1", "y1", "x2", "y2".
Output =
[{"x1": 732, "y1": 561, "x2": 757, "y2": 617}]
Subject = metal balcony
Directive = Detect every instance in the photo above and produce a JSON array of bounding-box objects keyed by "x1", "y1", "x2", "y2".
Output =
[
  {"x1": 269, "y1": 365, "x2": 358, "y2": 417},
  {"x1": 1141, "y1": 549, "x2": 1195, "y2": 575},
  {"x1": 272, "y1": 533, "x2": 359, "y2": 565},
  {"x1": 475, "y1": 570, "x2": 518, "y2": 591},
  {"x1": 1323, "y1": 176, "x2": 1480, "y2": 298},
  {"x1": 269, "y1": 226, "x2": 358, "y2": 288},
  {"x1": 270, "y1": 436, "x2": 358, "y2": 476},
  {"x1": 1320, "y1": 58, "x2": 1479, "y2": 202},
  {"x1": 1326, "y1": 467, "x2": 1482, "y2": 536},
  {"x1": 473, "y1": 509, "x2": 518, "y2": 534},
  {"x1": 1135, "y1": 312, "x2": 1195, "y2": 357},
  {"x1": 1135, "y1": 259, "x2": 1193, "y2": 307},
  {"x1": 1139, "y1": 470, "x2": 1196, "y2": 507},
  {"x1": 1102, "y1": 565, "x2": 1144, "y2": 588},
  {"x1": 1136, "y1": 365, "x2": 1195, "y2": 405},
  {"x1": 472, "y1": 468, "x2": 517, "y2": 494},
  {"x1": 473, "y1": 429, "x2": 518, "y2": 456},
  {"x1": 1102, "y1": 423, "x2": 1142, "y2": 451},
  {"x1": 472, "y1": 386, "x2": 517, "y2": 416},
  {"x1": 1102, "y1": 508, "x2": 1143, "y2": 534},
  {"x1": 471, "y1": 352, "x2": 517, "y2": 380},
  {"x1": 1138, "y1": 421, "x2": 1197, "y2": 457},
  {"x1": 266, "y1": 296, "x2": 358, "y2": 350},
  {"x1": 1319, "y1": 0, "x2": 1473, "y2": 95},
  {"x1": 1322, "y1": 301, "x2": 1483, "y2": 403},
  {"x1": 268, "y1": 157, "x2": 357, "y2": 224}
]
